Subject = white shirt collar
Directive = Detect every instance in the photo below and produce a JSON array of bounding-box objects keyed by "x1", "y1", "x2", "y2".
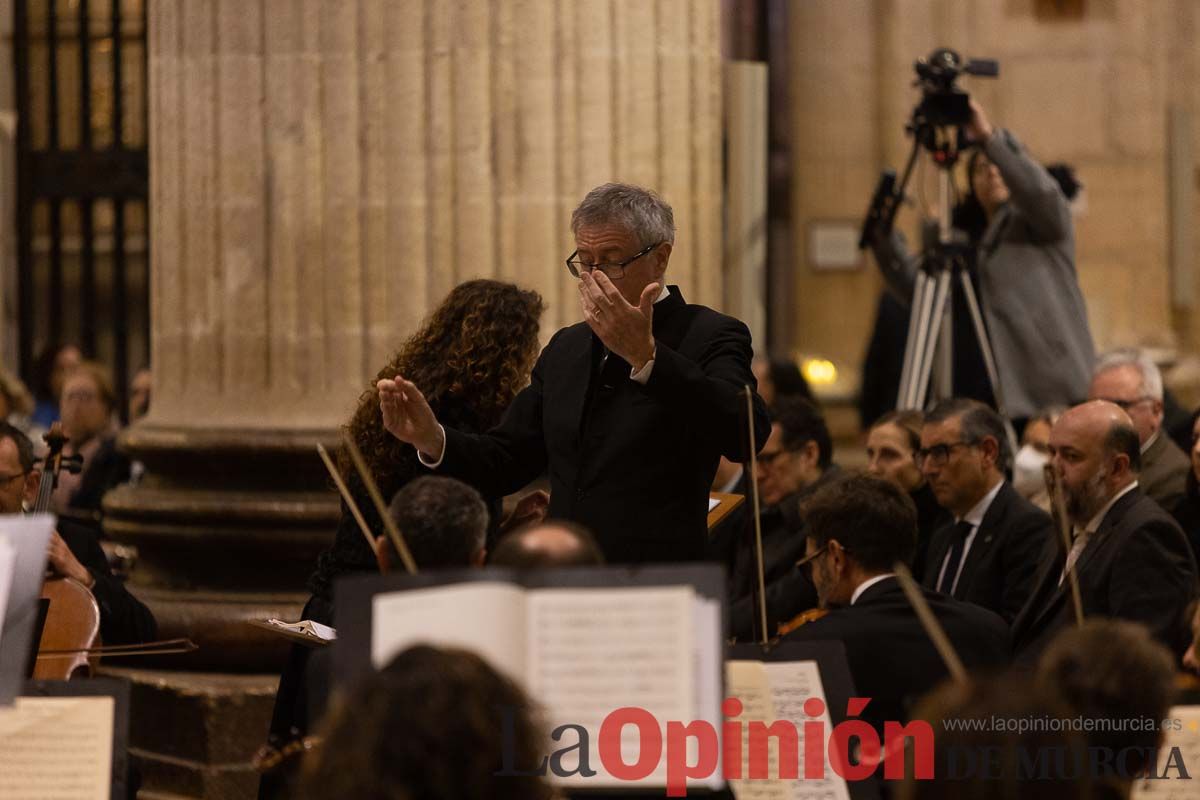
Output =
[
  {"x1": 1083, "y1": 480, "x2": 1139, "y2": 534},
  {"x1": 1141, "y1": 430, "x2": 1158, "y2": 455},
  {"x1": 851, "y1": 573, "x2": 896, "y2": 605},
  {"x1": 654, "y1": 284, "x2": 670, "y2": 304},
  {"x1": 960, "y1": 477, "x2": 1005, "y2": 527}
]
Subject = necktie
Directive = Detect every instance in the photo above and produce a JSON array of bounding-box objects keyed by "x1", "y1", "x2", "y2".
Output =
[
  {"x1": 1059, "y1": 527, "x2": 1091, "y2": 586},
  {"x1": 937, "y1": 520, "x2": 975, "y2": 595}
]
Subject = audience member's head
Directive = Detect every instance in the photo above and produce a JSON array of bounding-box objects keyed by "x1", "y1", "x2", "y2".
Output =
[
  {"x1": 60, "y1": 361, "x2": 116, "y2": 446},
  {"x1": 866, "y1": 409, "x2": 924, "y2": 493},
  {"x1": 1089, "y1": 348, "x2": 1165, "y2": 446},
  {"x1": 302, "y1": 644, "x2": 556, "y2": 800},
  {"x1": 1037, "y1": 620, "x2": 1175, "y2": 786},
  {"x1": 31, "y1": 342, "x2": 82, "y2": 406},
  {"x1": 1049, "y1": 401, "x2": 1140, "y2": 527},
  {"x1": 920, "y1": 398, "x2": 1009, "y2": 518},
  {"x1": 129, "y1": 367, "x2": 152, "y2": 422},
  {"x1": 0, "y1": 422, "x2": 38, "y2": 514},
  {"x1": 0, "y1": 369, "x2": 34, "y2": 421},
  {"x1": 897, "y1": 675, "x2": 1092, "y2": 800},
  {"x1": 489, "y1": 520, "x2": 605, "y2": 568},
  {"x1": 1014, "y1": 405, "x2": 1066, "y2": 499},
  {"x1": 757, "y1": 397, "x2": 832, "y2": 506},
  {"x1": 800, "y1": 474, "x2": 916, "y2": 608},
  {"x1": 752, "y1": 355, "x2": 814, "y2": 409},
  {"x1": 377, "y1": 476, "x2": 489, "y2": 571}
]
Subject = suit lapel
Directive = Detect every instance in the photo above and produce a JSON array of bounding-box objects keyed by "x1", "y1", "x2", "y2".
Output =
[
  {"x1": 563, "y1": 326, "x2": 604, "y2": 439},
  {"x1": 952, "y1": 483, "x2": 1007, "y2": 598},
  {"x1": 924, "y1": 522, "x2": 953, "y2": 588}
]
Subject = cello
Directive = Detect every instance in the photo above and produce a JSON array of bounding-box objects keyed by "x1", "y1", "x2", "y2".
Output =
[{"x1": 30, "y1": 423, "x2": 100, "y2": 680}]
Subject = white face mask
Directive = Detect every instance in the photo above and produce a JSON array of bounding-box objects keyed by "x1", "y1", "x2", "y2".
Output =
[{"x1": 1013, "y1": 444, "x2": 1049, "y2": 498}]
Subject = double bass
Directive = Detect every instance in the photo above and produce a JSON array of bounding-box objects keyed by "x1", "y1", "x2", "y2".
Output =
[{"x1": 31, "y1": 423, "x2": 99, "y2": 680}]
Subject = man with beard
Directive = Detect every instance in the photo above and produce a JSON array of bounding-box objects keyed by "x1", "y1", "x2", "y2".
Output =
[{"x1": 1011, "y1": 401, "x2": 1198, "y2": 663}]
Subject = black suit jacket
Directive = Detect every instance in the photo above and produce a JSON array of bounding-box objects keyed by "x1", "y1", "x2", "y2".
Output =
[
  {"x1": 782, "y1": 577, "x2": 1009, "y2": 735},
  {"x1": 57, "y1": 519, "x2": 157, "y2": 645},
  {"x1": 1011, "y1": 487, "x2": 1198, "y2": 664},
  {"x1": 922, "y1": 481, "x2": 1052, "y2": 623},
  {"x1": 439, "y1": 286, "x2": 770, "y2": 564}
]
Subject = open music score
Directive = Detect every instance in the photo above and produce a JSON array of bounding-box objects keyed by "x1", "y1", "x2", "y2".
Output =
[
  {"x1": 708, "y1": 492, "x2": 745, "y2": 530},
  {"x1": 0, "y1": 696, "x2": 114, "y2": 799}
]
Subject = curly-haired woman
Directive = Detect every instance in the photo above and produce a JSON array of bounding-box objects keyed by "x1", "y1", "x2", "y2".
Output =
[{"x1": 259, "y1": 280, "x2": 545, "y2": 800}]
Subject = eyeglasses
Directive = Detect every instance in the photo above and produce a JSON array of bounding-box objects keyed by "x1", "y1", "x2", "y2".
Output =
[
  {"x1": 757, "y1": 448, "x2": 795, "y2": 467},
  {"x1": 796, "y1": 542, "x2": 847, "y2": 576},
  {"x1": 565, "y1": 242, "x2": 660, "y2": 280},
  {"x1": 914, "y1": 440, "x2": 977, "y2": 468},
  {"x1": 1096, "y1": 396, "x2": 1153, "y2": 413}
]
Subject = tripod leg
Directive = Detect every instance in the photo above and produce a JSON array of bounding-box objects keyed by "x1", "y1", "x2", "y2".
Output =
[
  {"x1": 897, "y1": 272, "x2": 933, "y2": 409},
  {"x1": 913, "y1": 270, "x2": 952, "y2": 409},
  {"x1": 958, "y1": 270, "x2": 1019, "y2": 453}
]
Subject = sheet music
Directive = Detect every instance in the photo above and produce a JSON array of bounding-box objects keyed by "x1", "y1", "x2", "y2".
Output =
[
  {"x1": 725, "y1": 660, "x2": 852, "y2": 800},
  {"x1": 0, "y1": 514, "x2": 53, "y2": 706},
  {"x1": 371, "y1": 582, "x2": 527, "y2": 683},
  {"x1": 526, "y1": 586, "x2": 695, "y2": 787},
  {"x1": 693, "y1": 596, "x2": 726, "y2": 790},
  {"x1": 0, "y1": 696, "x2": 114, "y2": 799},
  {"x1": 1133, "y1": 705, "x2": 1200, "y2": 799},
  {"x1": 709, "y1": 497, "x2": 721, "y2": 512},
  {"x1": 265, "y1": 618, "x2": 336, "y2": 641}
]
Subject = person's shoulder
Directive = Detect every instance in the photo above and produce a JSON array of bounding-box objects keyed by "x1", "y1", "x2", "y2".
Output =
[
  {"x1": 994, "y1": 481, "x2": 1052, "y2": 527},
  {"x1": 929, "y1": 591, "x2": 1009, "y2": 642}
]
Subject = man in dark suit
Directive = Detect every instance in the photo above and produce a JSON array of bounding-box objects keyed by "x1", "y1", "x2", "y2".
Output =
[
  {"x1": 1012, "y1": 401, "x2": 1199, "y2": 663},
  {"x1": 0, "y1": 422, "x2": 156, "y2": 645},
  {"x1": 376, "y1": 183, "x2": 769, "y2": 564},
  {"x1": 918, "y1": 398, "x2": 1053, "y2": 622},
  {"x1": 1089, "y1": 348, "x2": 1190, "y2": 514},
  {"x1": 782, "y1": 474, "x2": 1009, "y2": 736}
]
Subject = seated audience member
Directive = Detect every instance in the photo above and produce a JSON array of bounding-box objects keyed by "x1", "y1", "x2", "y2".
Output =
[
  {"x1": 1037, "y1": 620, "x2": 1176, "y2": 800},
  {"x1": 1011, "y1": 401, "x2": 1198, "y2": 663},
  {"x1": 1090, "y1": 348, "x2": 1190, "y2": 514},
  {"x1": 51, "y1": 361, "x2": 131, "y2": 519},
  {"x1": 729, "y1": 397, "x2": 837, "y2": 640},
  {"x1": 781, "y1": 474, "x2": 1009, "y2": 735},
  {"x1": 128, "y1": 367, "x2": 152, "y2": 422},
  {"x1": 1012, "y1": 406, "x2": 1065, "y2": 512},
  {"x1": 30, "y1": 342, "x2": 82, "y2": 428},
  {"x1": 752, "y1": 354, "x2": 815, "y2": 408},
  {"x1": 919, "y1": 398, "x2": 1052, "y2": 622},
  {"x1": 897, "y1": 675, "x2": 1093, "y2": 800},
  {"x1": 865, "y1": 409, "x2": 949, "y2": 582},
  {"x1": 489, "y1": 520, "x2": 605, "y2": 568},
  {"x1": 300, "y1": 644, "x2": 558, "y2": 800},
  {"x1": 0, "y1": 422, "x2": 156, "y2": 645},
  {"x1": 0, "y1": 368, "x2": 46, "y2": 451},
  {"x1": 1172, "y1": 408, "x2": 1200, "y2": 559},
  {"x1": 261, "y1": 476, "x2": 490, "y2": 800}
]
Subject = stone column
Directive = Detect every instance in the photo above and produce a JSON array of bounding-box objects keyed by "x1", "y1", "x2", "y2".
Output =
[{"x1": 109, "y1": 0, "x2": 724, "y2": 666}]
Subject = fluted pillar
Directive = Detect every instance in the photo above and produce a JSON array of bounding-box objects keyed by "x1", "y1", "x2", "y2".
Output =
[{"x1": 107, "y1": 0, "x2": 724, "y2": 672}]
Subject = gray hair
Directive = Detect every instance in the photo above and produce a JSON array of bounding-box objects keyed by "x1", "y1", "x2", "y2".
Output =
[
  {"x1": 570, "y1": 183, "x2": 675, "y2": 247},
  {"x1": 1094, "y1": 348, "x2": 1163, "y2": 401}
]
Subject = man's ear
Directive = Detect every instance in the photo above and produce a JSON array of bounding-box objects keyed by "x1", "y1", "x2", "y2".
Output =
[
  {"x1": 23, "y1": 469, "x2": 41, "y2": 506},
  {"x1": 978, "y1": 436, "x2": 1001, "y2": 469},
  {"x1": 798, "y1": 440, "x2": 821, "y2": 471},
  {"x1": 371, "y1": 536, "x2": 392, "y2": 574},
  {"x1": 653, "y1": 242, "x2": 672, "y2": 278}
]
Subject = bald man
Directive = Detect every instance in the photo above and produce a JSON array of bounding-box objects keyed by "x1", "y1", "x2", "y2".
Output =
[
  {"x1": 488, "y1": 521, "x2": 605, "y2": 568},
  {"x1": 1011, "y1": 401, "x2": 1198, "y2": 663}
]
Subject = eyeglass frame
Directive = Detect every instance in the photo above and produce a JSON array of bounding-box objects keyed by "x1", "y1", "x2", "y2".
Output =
[
  {"x1": 565, "y1": 241, "x2": 661, "y2": 280},
  {"x1": 1095, "y1": 395, "x2": 1155, "y2": 414},
  {"x1": 795, "y1": 541, "x2": 848, "y2": 574},
  {"x1": 914, "y1": 440, "x2": 978, "y2": 468}
]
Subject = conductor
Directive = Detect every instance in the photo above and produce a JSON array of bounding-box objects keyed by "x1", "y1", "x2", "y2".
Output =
[{"x1": 378, "y1": 183, "x2": 769, "y2": 564}]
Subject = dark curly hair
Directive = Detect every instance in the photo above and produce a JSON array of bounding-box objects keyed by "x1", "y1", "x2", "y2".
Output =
[
  {"x1": 301, "y1": 645, "x2": 556, "y2": 800},
  {"x1": 308, "y1": 280, "x2": 544, "y2": 598}
]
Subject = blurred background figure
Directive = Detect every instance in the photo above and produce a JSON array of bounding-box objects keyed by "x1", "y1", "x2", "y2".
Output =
[
  {"x1": 29, "y1": 342, "x2": 82, "y2": 428},
  {"x1": 50, "y1": 361, "x2": 129, "y2": 521},
  {"x1": 0, "y1": 367, "x2": 46, "y2": 452},
  {"x1": 752, "y1": 354, "x2": 815, "y2": 410},
  {"x1": 1011, "y1": 405, "x2": 1065, "y2": 512},
  {"x1": 489, "y1": 520, "x2": 606, "y2": 569},
  {"x1": 128, "y1": 367, "x2": 152, "y2": 422}
]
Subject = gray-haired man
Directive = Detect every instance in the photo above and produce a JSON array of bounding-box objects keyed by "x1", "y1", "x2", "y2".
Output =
[
  {"x1": 1089, "y1": 348, "x2": 1189, "y2": 513},
  {"x1": 378, "y1": 183, "x2": 770, "y2": 564}
]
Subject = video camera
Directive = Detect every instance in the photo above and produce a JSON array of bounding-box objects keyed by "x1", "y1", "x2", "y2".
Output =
[{"x1": 912, "y1": 48, "x2": 998, "y2": 128}]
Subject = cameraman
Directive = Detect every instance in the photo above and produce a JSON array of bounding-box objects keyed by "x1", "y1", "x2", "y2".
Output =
[{"x1": 870, "y1": 100, "x2": 1095, "y2": 426}]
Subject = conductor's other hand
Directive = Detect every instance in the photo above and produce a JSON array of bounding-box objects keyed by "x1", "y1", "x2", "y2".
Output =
[
  {"x1": 964, "y1": 99, "x2": 994, "y2": 143},
  {"x1": 377, "y1": 376, "x2": 444, "y2": 459}
]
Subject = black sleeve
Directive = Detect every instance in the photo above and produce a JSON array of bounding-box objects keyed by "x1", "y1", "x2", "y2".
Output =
[
  {"x1": 999, "y1": 509, "x2": 1055, "y2": 624},
  {"x1": 642, "y1": 316, "x2": 770, "y2": 460},
  {"x1": 62, "y1": 524, "x2": 158, "y2": 645},
  {"x1": 1109, "y1": 519, "x2": 1198, "y2": 656}
]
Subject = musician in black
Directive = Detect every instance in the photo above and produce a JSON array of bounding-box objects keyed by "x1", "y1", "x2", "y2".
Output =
[{"x1": 0, "y1": 422, "x2": 156, "y2": 645}]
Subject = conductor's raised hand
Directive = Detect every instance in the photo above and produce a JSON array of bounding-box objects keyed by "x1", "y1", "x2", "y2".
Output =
[
  {"x1": 377, "y1": 376, "x2": 444, "y2": 459},
  {"x1": 578, "y1": 270, "x2": 657, "y2": 370}
]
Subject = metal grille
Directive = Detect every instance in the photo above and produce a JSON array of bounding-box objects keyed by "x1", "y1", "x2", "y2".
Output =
[{"x1": 14, "y1": 0, "x2": 149, "y2": 421}]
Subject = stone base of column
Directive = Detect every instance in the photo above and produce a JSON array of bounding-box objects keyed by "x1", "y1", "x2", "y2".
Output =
[
  {"x1": 101, "y1": 666, "x2": 278, "y2": 800},
  {"x1": 103, "y1": 424, "x2": 340, "y2": 672}
]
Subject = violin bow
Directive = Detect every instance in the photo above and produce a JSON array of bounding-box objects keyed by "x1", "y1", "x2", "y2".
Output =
[
  {"x1": 316, "y1": 443, "x2": 379, "y2": 565},
  {"x1": 343, "y1": 436, "x2": 418, "y2": 576},
  {"x1": 36, "y1": 637, "x2": 198, "y2": 659},
  {"x1": 1044, "y1": 463, "x2": 1084, "y2": 627},
  {"x1": 893, "y1": 563, "x2": 967, "y2": 683},
  {"x1": 744, "y1": 386, "x2": 769, "y2": 646}
]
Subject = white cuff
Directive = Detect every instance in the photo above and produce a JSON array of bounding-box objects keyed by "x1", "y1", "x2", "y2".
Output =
[
  {"x1": 416, "y1": 424, "x2": 447, "y2": 468},
  {"x1": 630, "y1": 352, "x2": 656, "y2": 385}
]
